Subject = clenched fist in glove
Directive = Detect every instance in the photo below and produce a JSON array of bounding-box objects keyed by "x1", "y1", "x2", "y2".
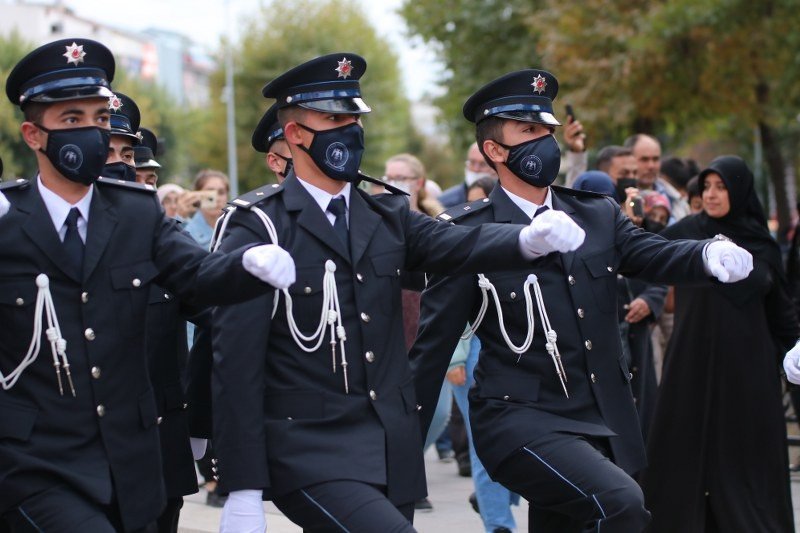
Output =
[
  {"x1": 702, "y1": 240, "x2": 753, "y2": 283},
  {"x1": 0, "y1": 191, "x2": 9, "y2": 218},
  {"x1": 519, "y1": 209, "x2": 585, "y2": 258},
  {"x1": 784, "y1": 342, "x2": 800, "y2": 384},
  {"x1": 242, "y1": 244, "x2": 296, "y2": 289}
]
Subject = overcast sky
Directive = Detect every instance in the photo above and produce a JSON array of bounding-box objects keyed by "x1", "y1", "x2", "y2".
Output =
[{"x1": 56, "y1": 0, "x2": 442, "y2": 101}]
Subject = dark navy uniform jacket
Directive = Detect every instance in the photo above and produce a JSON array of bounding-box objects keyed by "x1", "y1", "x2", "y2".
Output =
[
  {"x1": 0, "y1": 178, "x2": 267, "y2": 531},
  {"x1": 211, "y1": 172, "x2": 530, "y2": 506},
  {"x1": 410, "y1": 185, "x2": 710, "y2": 477}
]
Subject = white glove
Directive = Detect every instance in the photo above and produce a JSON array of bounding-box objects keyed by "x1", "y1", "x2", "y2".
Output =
[
  {"x1": 519, "y1": 209, "x2": 585, "y2": 257},
  {"x1": 243, "y1": 244, "x2": 296, "y2": 289},
  {"x1": 219, "y1": 490, "x2": 266, "y2": 533},
  {"x1": 703, "y1": 240, "x2": 753, "y2": 283},
  {"x1": 0, "y1": 191, "x2": 9, "y2": 218},
  {"x1": 785, "y1": 343, "x2": 800, "y2": 384},
  {"x1": 190, "y1": 437, "x2": 207, "y2": 460}
]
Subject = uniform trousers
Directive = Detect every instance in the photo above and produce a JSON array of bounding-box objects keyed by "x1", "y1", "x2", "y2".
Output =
[
  {"x1": 155, "y1": 497, "x2": 183, "y2": 533},
  {"x1": 272, "y1": 480, "x2": 416, "y2": 533},
  {"x1": 1, "y1": 484, "x2": 156, "y2": 533},
  {"x1": 490, "y1": 432, "x2": 650, "y2": 533}
]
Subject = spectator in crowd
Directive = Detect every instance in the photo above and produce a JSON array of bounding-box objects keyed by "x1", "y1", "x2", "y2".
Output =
[
  {"x1": 157, "y1": 184, "x2": 185, "y2": 220},
  {"x1": 594, "y1": 146, "x2": 637, "y2": 199},
  {"x1": 439, "y1": 142, "x2": 498, "y2": 207},
  {"x1": 643, "y1": 192, "x2": 671, "y2": 234},
  {"x1": 561, "y1": 115, "x2": 588, "y2": 188},
  {"x1": 573, "y1": 170, "x2": 618, "y2": 198},
  {"x1": 467, "y1": 177, "x2": 496, "y2": 202},
  {"x1": 686, "y1": 176, "x2": 703, "y2": 214},
  {"x1": 658, "y1": 157, "x2": 693, "y2": 221},
  {"x1": 642, "y1": 155, "x2": 798, "y2": 532},
  {"x1": 184, "y1": 169, "x2": 230, "y2": 250},
  {"x1": 624, "y1": 134, "x2": 662, "y2": 192}
]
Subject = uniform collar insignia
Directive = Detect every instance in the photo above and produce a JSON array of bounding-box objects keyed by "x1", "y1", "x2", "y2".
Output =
[
  {"x1": 335, "y1": 57, "x2": 353, "y2": 79},
  {"x1": 531, "y1": 74, "x2": 547, "y2": 94},
  {"x1": 63, "y1": 42, "x2": 86, "y2": 66}
]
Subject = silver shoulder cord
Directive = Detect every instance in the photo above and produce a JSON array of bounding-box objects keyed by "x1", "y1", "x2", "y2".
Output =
[
  {"x1": 211, "y1": 207, "x2": 351, "y2": 393},
  {"x1": 462, "y1": 272, "x2": 568, "y2": 397},
  {"x1": 0, "y1": 274, "x2": 75, "y2": 396}
]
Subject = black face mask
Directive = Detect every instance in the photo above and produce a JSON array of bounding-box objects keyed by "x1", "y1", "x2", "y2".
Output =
[
  {"x1": 36, "y1": 124, "x2": 111, "y2": 186},
  {"x1": 274, "y1": 153, "x2": 293, "y2": 179},
  {"x1": 102, "y1": 161, "x2": 137, "y2": 182},
  {"x1": 616, "y1": 177, "x2": 637, "y2": 203},
  {"x1": 498, "y1": 134, "x2": 561, "y2": 188},
  {"x1": 644, "y1": 218, "x2": 666, "y2": 234},
  {"x1": 297, "y1": 122, "x2": 365, "y2": 182}
]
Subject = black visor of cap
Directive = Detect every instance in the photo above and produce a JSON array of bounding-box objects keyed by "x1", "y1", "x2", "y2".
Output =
[
  {"x1": 134, "y1": 146, "x2": 160, "y2": 169},
  {"x1": 298, "y1": 97, "x2": 371, "y2": 114}
]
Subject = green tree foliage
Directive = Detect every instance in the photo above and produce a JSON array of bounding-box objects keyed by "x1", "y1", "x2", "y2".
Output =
[
  {"x1": 0, "y1": 31, "x2": 37, "y2": 180},
  {"x1": 194, "y1": 0, "x2": 413, "y2": 193}
]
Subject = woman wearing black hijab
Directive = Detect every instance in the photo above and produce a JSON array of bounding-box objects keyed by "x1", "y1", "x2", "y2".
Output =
[{"x1": 641, "y1": 156, "x2": 799, "y2": 532}]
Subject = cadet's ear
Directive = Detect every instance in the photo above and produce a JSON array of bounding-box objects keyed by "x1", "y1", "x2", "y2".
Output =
[
  {"x1": 282, "y1": 122, "x2": 304, "y2": 145},
  {"x1": 21, "y1": 121, "x2": 45, "y2": 151},
  {"x1": 482, "y1": 139, "x2": 507, "y2": 166}
]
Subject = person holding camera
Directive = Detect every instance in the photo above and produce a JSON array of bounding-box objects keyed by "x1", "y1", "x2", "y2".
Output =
[{"x1": 184, "y1": 169, "x2": 230, "y2": 250}]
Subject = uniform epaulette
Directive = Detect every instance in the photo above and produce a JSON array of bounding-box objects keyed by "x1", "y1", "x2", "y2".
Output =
[
  {"x1": 436, "y1": 197, "x2": 492, "y2": 222},
  {"x1": 0, "y1": 178, "x2": 30, "y2": 191},
  {"x1": 551, "y1": 184, "x2": 605, "y2": 199},
  {"x1": 229, "y1": 182, "x2": 283, "y2": 210},
  {"x1": 96, "y1": 177, "x2": 156, "y2": 193}
]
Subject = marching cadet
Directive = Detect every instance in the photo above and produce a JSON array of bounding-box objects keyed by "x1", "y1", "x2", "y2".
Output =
[
  {"x1": 210, "y1": 52, "x2": 590, "y2": 532},
  {"x1": 409, "y1": 69, "x2": 754, "y2": 532},
  {"x1": 0, "y1": 38, "x2": 297, "y2": 532},
  {"x1": 102, "y1": 92, "x2": 140, "y2": 182},
  {"x1": 134, "y1": 128, "x2": 161, "y2": 187},
  {"x1": 251, "y1": 102, "x2": 293, "y2": 183}
]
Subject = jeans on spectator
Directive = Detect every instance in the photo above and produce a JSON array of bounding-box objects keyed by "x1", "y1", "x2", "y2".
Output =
[
  {"x1": 424, "y1": 380, "x2": 452, "y2": 451},
  {"x1": 453, "y1": 336, "x2": 519, "y2": 533}
]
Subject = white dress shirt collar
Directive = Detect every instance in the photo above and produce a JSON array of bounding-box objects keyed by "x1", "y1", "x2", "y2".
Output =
[
  {"x1": 501, "y1": 186, "x2": 553, "y2": 220},
  {"x1": 37, "y1": 175, "x2": 93, "y2": 242},
  {"x1": 296, "y1": 176, "x2": 351, "y2": 225}
]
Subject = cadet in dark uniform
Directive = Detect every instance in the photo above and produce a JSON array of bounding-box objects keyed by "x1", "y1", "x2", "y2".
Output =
[
  {"x1": 134, "y1": 128, "x2": 161, "y2": 187},
  {"x1": 102, "y1": 92, "x2": 140, "y2": 182},
  {"x1": 252, "y1": 102, "x2": 292, "y2": 183},
  {"x1": 0, "y1": 38, "x2": 297, "y2": 533},
  {"x1": 409, "y1": 70, "x2": 754, "y2": 532},
  {"x1": 210, "y1": 53, "x2": 588, "y2": 532}
]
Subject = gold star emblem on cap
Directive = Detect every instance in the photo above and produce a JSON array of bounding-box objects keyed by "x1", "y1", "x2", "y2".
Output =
[
  {"x1": 335, "y1": 57, "x2": 353, "y2": 79},
  {"x1": 63, "y1": 42, "x2": 86, "y2": 66},
  {"x1": 107, "y1": 94, "x2": 123, "y2": 112}
]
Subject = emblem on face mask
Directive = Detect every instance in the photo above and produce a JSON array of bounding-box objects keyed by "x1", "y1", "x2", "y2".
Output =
[
  {"x1": 335, "y1": 57, "x2": 353, "y2": 79},
  {"x1": 531, "y1": 74, "x2": 547, "y2": 94},
  {"x1": 107, "y1": 95, "x2": 123, "y2": 112},
  {"x1": 325, "y1": 142, "x2": 349, "y2": 169},
  {"x1": 63, "y1": 42, "x2": 86, "y2": 66},
  {"x1": 59, "y1": 144, "x2": 84, "y2": 171},
  {"x1": 520, "y1": 154, "x2": 543, "y2": 177}
]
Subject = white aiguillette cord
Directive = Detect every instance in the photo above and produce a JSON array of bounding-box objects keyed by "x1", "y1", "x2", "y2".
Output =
[
  {"x1": 211, "y1": 207, "x2": 351, "y2": 393},
  {"x1": 462, "y1": 272, "x2": 568, "y2": 398},
  {"x1": 0, "y1": 274, "x2": 75, "y2": 396}
]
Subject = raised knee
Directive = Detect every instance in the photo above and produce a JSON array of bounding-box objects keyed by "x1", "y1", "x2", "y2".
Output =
[{"x1": 599, "y1": 483, "x2": 650, "y2": 526}]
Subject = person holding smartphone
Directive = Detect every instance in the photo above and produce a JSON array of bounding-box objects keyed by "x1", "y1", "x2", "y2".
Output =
[{"x1": 184, "y1": 169, "x2": 230, "y2": 250}]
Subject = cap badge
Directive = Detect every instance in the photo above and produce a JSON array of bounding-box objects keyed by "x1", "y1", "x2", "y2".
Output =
[
  {"x1": 107, "y1": 94, "x2": 123, "y2": 112},
  {"x1": 531, "y1": 74, "x2": 547, "y2": 94},
  {"x1": 335, "y1": 57, "x2": 353, "y2": 79},
  {"x1": 63, "y1": 42, "x2": 86, "y2": 66}
]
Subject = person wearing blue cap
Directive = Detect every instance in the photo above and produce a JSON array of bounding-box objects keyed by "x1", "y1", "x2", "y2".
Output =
[
  {"x1": 252, "y1": 102, "x2": 293, "y2": 183},
  {"x1": 409, "y1": 69, "x2": 756, "y2": 533},
  {"x1": 209, "y1": 52, "x2": 594, "y2": 532},
  {"x1": 0, "y1": 38, "x2": 304, "y2": 532}
]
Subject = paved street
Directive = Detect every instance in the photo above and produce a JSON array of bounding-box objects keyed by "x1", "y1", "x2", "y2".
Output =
[{"x1": 178, "y1": 446, "x2": 800, "y2": 532}]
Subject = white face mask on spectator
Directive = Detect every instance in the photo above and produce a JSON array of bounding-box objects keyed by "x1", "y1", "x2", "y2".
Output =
[
  {"x1": 465, "y1": 169, "x2": 494, "y2": 186},
  {"x1": 386, "y1": 179, "x2": 412, "y2": 194}
]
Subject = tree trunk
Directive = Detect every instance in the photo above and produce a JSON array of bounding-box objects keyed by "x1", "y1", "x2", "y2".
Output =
[{"x1": 758, "y1": 121, "x2": 791, "y2": 244}]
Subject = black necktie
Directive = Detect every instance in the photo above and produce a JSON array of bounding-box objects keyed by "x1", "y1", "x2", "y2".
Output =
[
  {"x1": 63, "y1": 207, "x2": 84, "y2": 275},
  {"x1": 534, "y1": 205, "x2": 550, "y2": 218},
  {"x1": 327, "y1": 196, "x2": 350, "y2": 254}
]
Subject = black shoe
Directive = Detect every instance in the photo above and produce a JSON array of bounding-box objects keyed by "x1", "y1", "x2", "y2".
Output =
[
  {"x1": 414, "y1": 497, "x2": 433, "y2": 512},
  {"x1": 493, "y1": 528, "x2": 512, "y2": 533},
  {"x1": 206, "y1": 490, "x2": 228, "y2": 508},
  {"x1": 457, "y1": 458, "x2": 472, "y2": 477},
  {"x1": 468, "y1": 492, "x2": 479, "y2": 514}
]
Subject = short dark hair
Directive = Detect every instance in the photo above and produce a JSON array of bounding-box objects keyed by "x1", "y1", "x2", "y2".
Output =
[
  {"x1": 468, "y1": 176, "x2": 495, "y2": 198},
  {"x1": 474, "y1": 116, "x2": 505, "y2": 170},
  {"x1": 277, "y1": 106, "x2": 306, "y2": 128},
  {"x1": 686, "y1": 175, "x2": 701, "y2": 200},
  {"x1": 595, "y1": 145, "x2": 632, "y2": 173},
  {"x1": 660, "y1": 156, "x2": 692, "y2": 189},
  {"x1": 22, "y1": 102, "x2": 48, "y2": 124}
]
